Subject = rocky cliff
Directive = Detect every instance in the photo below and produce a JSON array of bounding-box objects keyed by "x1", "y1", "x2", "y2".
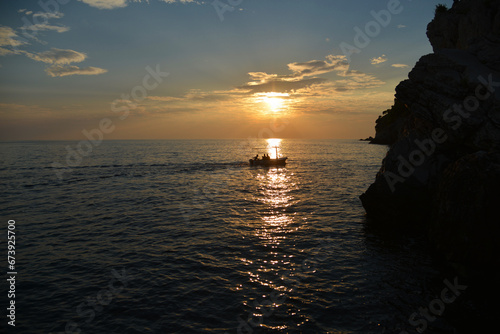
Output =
[{"x1": 360, "y1": 0, "x2": 500, "y2": 277}]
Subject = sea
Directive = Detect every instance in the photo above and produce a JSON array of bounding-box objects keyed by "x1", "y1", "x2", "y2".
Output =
[{"x1": 0, "y1": 139, "x2": 462, "y2": 333}]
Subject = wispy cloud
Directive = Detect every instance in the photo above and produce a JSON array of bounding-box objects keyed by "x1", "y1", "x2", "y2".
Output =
[
  {"x1": 161, "y1": 0, "x2": 199, "y2": 3},
  {"x1": 288, "y1": 55, "x2": 350, "y2": 78},
  {"x1": 0, "y1": 46, "x2": 16, "y2": 56},
  {"x1": 236, "y1": 55, "x2": 351, "y2": 94},
  {"x1": 0, "y1": 26, "x2": 26, "y2": 48},
  {"x1": 79, "y1": 0, "x2": 199, "y2": 10},
  {"x1": 333, "y1": 70, "x2": 385, "y2": 91},
  {"x1": 23, "y1": 23, "x2": 70, "y2": 34},
  {"x1": 25, "y1": 48, "x2": 86, "y2": 64},
  {"x1": 391, "y1": 63, "x2": 409, "y2": 68},
  {"x1": 19, "y1": 9, "x2": 34, "y2": 15},
  {"x1": 33, "y1": 12, "x2": 65, "y2": 19},
  {"x1": 239, "y1": 77, "x2": 327, "y2": 94},
  {"x1": 46, "y1": 65, "x2": 108, "y2": 77},
  {"x1": 370, "y1": 54, "x2": 387, "y2": 65},
  {"x1": 1, "y1": 11, "x2": 106, "y2": 78},
  {"x1": 78, "y1": 0, "x2": 129, "y2": 10},
  {"x1": 21, "y1": 48, "x2": 107, "y2": 77},
  {"x1": 20, "y1": 11, "x2": 69, "y2": 36}
]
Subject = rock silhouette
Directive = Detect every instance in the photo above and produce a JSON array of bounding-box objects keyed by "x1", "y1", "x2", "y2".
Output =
[{"x1": 361, "y1": 0, "x2": 500, "y2": 277}]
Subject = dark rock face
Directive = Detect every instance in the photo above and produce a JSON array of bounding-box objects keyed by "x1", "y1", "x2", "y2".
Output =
[
  {"x1": 427, "y1": 0, "x2": 500, "y2": 54},
  {"x1": 361, "y1": 0, "x2": 500, "y2": 275},
  {"x1": 431, "y1": 151, "x2": 500, "y2": 275}
]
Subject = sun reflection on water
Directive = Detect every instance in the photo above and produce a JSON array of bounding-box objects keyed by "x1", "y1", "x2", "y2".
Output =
[
  {"x1": 253, "y1": 166, "x2": 299, "y2": 269},
  {"x1": 236, "y1": 139, "x2": 311, "y2": 330}
]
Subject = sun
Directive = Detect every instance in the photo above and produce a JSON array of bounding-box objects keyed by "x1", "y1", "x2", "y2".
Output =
[
  {"x1": 254, "y1": 92, "x2": 289, "y2": 113},
  {"x1": 265, "y1": 97, "x2": 283, "y2": 112}
]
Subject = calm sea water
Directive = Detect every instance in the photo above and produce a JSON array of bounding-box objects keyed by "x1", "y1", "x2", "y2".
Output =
[{"x1": 1, "y1": 139, "x2": 456, "y2": 333}]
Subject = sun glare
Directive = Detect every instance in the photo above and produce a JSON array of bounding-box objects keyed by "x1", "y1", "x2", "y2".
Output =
[
  {"x1": 254, "y1": 92, "x2": 290, "y2": 114},
  {"x1": 266, "y1": 138, "x2": 282, "y2": 158}
]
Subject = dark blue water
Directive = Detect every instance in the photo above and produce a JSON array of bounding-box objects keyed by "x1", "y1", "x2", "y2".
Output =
[{"x1": 1, "y1": 139, "x2": 456, "y2": 333}]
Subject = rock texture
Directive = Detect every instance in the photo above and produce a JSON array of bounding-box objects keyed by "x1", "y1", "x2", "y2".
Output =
[{"x1": 360, "y1": 0, "x2": 500, "y2": 277}]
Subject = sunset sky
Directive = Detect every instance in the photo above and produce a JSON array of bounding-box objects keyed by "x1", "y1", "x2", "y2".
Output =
[{"x1": 0, "y1": 0, "x2": 452, "y2": 140}]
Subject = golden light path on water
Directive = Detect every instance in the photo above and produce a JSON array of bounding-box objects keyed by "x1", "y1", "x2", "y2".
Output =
[{"x1": 239, "y1": 138, "x2": 311, "y2": 330}]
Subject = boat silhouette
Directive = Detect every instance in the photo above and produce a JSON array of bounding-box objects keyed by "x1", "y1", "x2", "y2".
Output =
[{"x1": 249, "y1": 146, "x2": 287, "y2": 167}]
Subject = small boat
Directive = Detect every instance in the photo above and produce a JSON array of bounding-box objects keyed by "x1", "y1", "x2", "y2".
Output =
[{"x1": 249, "y1": 146, "x2": 287, "y2": 167}]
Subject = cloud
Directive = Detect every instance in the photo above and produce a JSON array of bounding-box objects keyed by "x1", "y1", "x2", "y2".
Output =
[
  {"x1": 333, "y1": 70, "x2": 385, "y2": 91},
  {"x1": 234, "y1": 55, "x2": 352, "y2": 94},
  {"x1": 141, "y1": 53, "x2": 386, "y2": 119},
  {"x1": 148, "y1": 54, "x2": 384, "y2": 112},
  {"x1": 0, "y1": 47, "x2": 16, "y2": 56},
  {"x1": 26, "y1": 48, "x2": 86, "y2": 64},
  {"x1": 24, "y1": 48, "x2": 108, "y2": 77},
  {"x1": 160, "y1": 0, "x2": 199, "y2": 4},
  {"x1": 370, "y1": 55, "x2": 387, "y2": 65},
  {"x1": 239, "y1": 77, "x2": 327, "y2": 94},
  {"x1": 78, "y1": 0, "x2": 129, "y2": 9},
  {"x1": 18, "y1": 11, "x2": 69, "y2": 36},
  {"x1": 391, "y1": 63, "x2": 409, "y2": 68},
  {"x1": 33, "y1": 12, "x2": 65, "y2": 19},
  {"x1": 45, "y1": 65, "x2": 108, "y2": 77},
  {"x1": 236, "y1": 54, "x2": 382, "y2": 95},
  {"x1": 80, "y1": 0, "x2": 199, "y2": 9},
  {"x1": 22, "y1": 23, "x2": 70, "y2": 34},
  {"x1": 148, "y1": 89, "x2": 239, "y2": 104},
  {"x1": 0, "y1": 26, "x2": 26, "y2": 48},
  {"x1": 287, "y1": 55, "x2": 350, "y2": 78},
  {"x1": 1, "y1": 15, "x2": 104, "y2": 78}
]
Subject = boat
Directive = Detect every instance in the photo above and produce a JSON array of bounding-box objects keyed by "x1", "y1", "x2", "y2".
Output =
[{"x1": 249, "y1": 146, "x2": 287, "y2": 167}]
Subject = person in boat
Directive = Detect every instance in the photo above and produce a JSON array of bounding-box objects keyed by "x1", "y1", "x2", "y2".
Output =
[{"x1": 254, "y1": 154, "x2": 259, "y2": 160}]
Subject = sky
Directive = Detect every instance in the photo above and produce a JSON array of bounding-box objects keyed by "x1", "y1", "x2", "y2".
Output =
[{"x1": 0, "y1": 0, "x2": 453, "y2": 140}]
